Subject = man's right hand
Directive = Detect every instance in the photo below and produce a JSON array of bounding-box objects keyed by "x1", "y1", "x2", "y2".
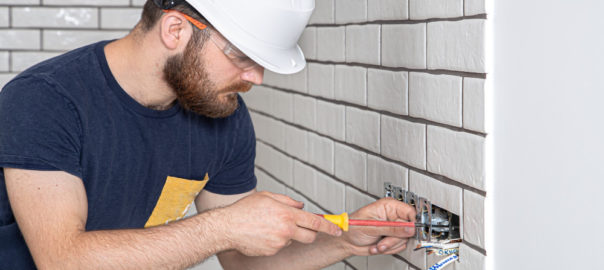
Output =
[{"x1": 218, "y1": 191, "x2": 342, "y2": 257}]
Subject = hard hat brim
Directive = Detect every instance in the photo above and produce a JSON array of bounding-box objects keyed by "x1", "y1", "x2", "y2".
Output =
[{"x1": 188, "y1": 1, "x2": 307, "y2": 75}]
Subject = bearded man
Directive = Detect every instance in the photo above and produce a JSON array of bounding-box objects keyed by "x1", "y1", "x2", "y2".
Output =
[{"x1": 0, "y1": 1, "x2": 416, "y2": 269}]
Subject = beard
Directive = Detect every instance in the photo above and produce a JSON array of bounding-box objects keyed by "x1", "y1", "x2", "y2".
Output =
[{"x1": 163, "y1": 36, "x2": 252, "y2": 118}]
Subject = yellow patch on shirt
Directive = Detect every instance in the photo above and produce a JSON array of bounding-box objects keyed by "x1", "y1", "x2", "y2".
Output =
[{"x1": 144, "y1": 174, "x2": 209, "y2": 228}]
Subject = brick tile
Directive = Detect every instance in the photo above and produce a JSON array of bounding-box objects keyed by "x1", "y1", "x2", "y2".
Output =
[
  {"x1": 345, "y1": 107, "x2": 380, "y2": 153},
  {"x1": 347, "y1": 256, "x2": 368, "y2": 270},
  {"x1": 368, "y1": 69, "x2": 408, "y2": 115},
  {"x1": 243, "y1": 86, "x2": 271, "y2": 114},
  {"x1": 12, "y1": 7, "x2": 98, "y2": 28},
  {"x1": 335, "y1": 0, "x2": 367, "y2": 24},
  {"x1": 293, "y1": 94, "x2": 317, "y2": 130},
  {"x1": 427, "y1": 19, "x2": 486, "y2": 73},
  {"x1": 409, "y1": 73, "x2": 462, "y2": 127},
  {"x1": 293, "y1": 160, "x2": 316, "y2": 200},
  {"x1": 270, "y1": 90, "x2": 294, "y2": 122},
  {"x1": 0, "y1": 52, "x2": 8, "y2": 72},
  {"x1": 381, "y1": 115, "x2": 426, "y2": 169},
  {"x1": 317, "y1": 26, "x2": 345, "y2": 62},
  {"x1": 309, "y1": 0, "x2": 335, "y2": 24},
  {"x1": 409, "y1": 171, "x2": 462, "y2": 215},
  {"x1": 382, "y1": 24, "x2": 426, "y2": 69},
  {"x1": 315, "y1": 171, "x2": 345, "y2": 214},
  {"x1": 0, "y1": 0, "x2": 39, "y2": 4},
  {"x1": 43, "y1": 30, "x2": 127, "y2": 51},
  {"x1": 335, "y1": 65, "x2": 367, "y2": 106},
  {"x1": 409, "y1": 0, "x2": 463, "y2": 19},
  {"x1": 346, "y1": 25, "x2": 380, "y2": 65},
  {"x1": 0, "y1": 7, "x2": 8, "y2": 27},
  {"x1": 368, "y1": 0, "x2": 409, "y2": 21},
  {"x1": 263, "y1": 67, "x2": 307, "y2": 94},
  {"x1": 250, "y1": 112, "x2": 286, "y2": 151},
  {"x1": 100, "y1": 8, "x2": 141, "y2": 29},
  {"x1": 427, "y1": 126, "x2": 485, "y2": 190},
  {"x1": 44, "y1": 0, "x2": 129, "y2": 5},
  {"x1": 367, "y1": 155, "x2": 408, "y2": 197},
  {"x1": 335, "y1": 143, "x2": 367, "y2": 190},
  {"x1": 463, "y1": 191, "x2": 485, "y2": 249},
  {"x1": 463, "y1": 77, "x2": 486, "y2": 133},
  {"x1": 255, "y1": 168, "x2": 287, "y2": 194},
  {"x1": 368, "y1": 255, "x2": 409, "y2": 270},
  {"x1": 11, "y1": 52, "x2": 62, "y2": 72},
  {"x1": 255, "y1": 142, "x2": 293, "y2": 186},
  {"x1": 465, "y1": 0, "x2": 486, "y2": 16},
  {"x1": 457, "y1": 244, "x2": 486, "y2": 270},
  {"x1": 283, "y1": 124, "x2": 308, "y2": 162},
  {"x1": 398, "y1": 238, "x2": 426, "y2": 269},
  {"x1": 299, "y1": 27, "x2": 317, "y2": 60},
  {"x1": 308, "y1": 63, "x2": 335, "y2": 99},
  {"x1": 345, "y1": 186, "x2": 375, "y2": 213},
  {"x1": 131, "y1": 0, "x2": 146, "y2": 6},
  {"x1": 0, "y1": 30, "x2": 40, "y2": 50},
  {"x1": 308, "y1": 133, "x2": 334, "y2": 174},
  {"x1": 316, "y1": 100, "x2": 345, "y2": 141}
]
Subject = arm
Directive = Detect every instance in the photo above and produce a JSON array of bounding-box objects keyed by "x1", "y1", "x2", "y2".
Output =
[
  {"x1": 196, "y1": 190, "x2": 417, "y2": 270},
  {"x1": 6, "y1": 168, "x2": 341, "y2": 270},
  {"x1": 5, "y1": 168, "x2": 231, "y2": 270}
]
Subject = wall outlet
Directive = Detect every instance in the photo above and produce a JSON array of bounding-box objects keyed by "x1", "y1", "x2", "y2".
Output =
[{"x1": 384, "y1": 182, "x2": 460, "y2": 242}]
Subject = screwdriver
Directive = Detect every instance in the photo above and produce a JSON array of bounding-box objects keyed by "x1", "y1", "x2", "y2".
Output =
[{"x1": 316, "y1": 212, "x2": 449, "y2": 231}]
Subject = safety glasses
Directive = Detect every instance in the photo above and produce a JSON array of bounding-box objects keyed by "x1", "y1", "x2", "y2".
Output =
[{"x1": 162, "y1": 9, "x2": 259, "y2": 71}]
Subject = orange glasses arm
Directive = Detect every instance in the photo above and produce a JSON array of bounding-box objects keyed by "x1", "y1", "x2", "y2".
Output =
[{"x1": 162, "y1": 10, "x2": 207, "y2": 30}]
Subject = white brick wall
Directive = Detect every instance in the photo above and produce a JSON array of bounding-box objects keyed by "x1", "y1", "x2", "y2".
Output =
[
  {"x1": 245, "y1": 0, "x2": 488, "y2": 268},
  {"x1": 0, "y1": 1, "x2": 143, "y2": 88},
  {"x1": 1, "y1": 0, "x2": 489, "y2": 268}
]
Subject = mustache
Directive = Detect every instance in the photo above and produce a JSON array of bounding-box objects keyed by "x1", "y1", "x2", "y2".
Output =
[{"x1": 219, "y1": 81, "x2": 253, "y2": 94}]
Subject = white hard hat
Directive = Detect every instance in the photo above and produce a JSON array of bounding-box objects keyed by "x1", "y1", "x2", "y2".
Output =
[{"x1": 186, "y1": 0, "x2": 314, "y2": 74}]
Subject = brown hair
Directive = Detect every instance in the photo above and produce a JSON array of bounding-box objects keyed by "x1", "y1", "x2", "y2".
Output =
[{"x1": 136, "y1": 0, "x2": 211, "y2": 41}]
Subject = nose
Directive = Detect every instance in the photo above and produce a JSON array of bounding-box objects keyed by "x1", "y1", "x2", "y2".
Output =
[{"x1": 241, "y1": 66, "x2": 264, "y2": 85}]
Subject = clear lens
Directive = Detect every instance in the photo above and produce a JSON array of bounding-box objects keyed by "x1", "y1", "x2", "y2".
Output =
[{"x1": 209, "y1": 30, "x2": 259, "y2": 70}]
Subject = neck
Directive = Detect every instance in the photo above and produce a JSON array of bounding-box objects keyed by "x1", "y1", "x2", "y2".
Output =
[{"x1": 104, "y1": 31, "x2": 177, "y2": 110}]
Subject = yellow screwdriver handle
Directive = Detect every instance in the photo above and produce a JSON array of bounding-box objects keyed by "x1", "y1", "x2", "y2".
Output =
[{"x1": 322, "y1": 212, "x2": 349, "y2": 231}]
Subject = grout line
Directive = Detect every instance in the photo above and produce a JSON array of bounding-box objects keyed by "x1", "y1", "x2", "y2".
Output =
[
  {"x1": 393, "y1": 254, "x2": 421, "y2": 270},
  {"x1": 251, "y1": 108, "x2": 487, "y2": 197},
  {"x1": 308, "y1": 13, "x2": 487, "y2": 27},
  {"x1": 306, "y1": 59, "x2": 486, "y2": 78},
  {"x1": 463, "y1": 240, "x2": 487, "y2": 256},
  {"x1": 262, "y1": 84, "x2": 487, "y2": 137}
]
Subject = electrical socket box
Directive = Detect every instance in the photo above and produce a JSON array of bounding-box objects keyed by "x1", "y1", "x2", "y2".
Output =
[{"x1": 384, "y1": 182, "x2": 460, "y2": 242}]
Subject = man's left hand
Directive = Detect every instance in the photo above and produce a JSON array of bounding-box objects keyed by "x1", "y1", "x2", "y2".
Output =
[{"x1": 340, "y1": 197, "x2": 417, "y2": 256}]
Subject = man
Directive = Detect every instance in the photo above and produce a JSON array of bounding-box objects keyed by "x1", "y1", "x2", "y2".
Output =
[{"x1": 0, "y1": 0, "x2": 416, "y2": 269}]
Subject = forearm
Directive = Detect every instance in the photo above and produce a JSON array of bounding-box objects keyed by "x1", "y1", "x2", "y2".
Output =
[
  {"x1": 219, "y1": 233, "x2": 357, "y2": 270},
  {"x1": 51, "y1": 209, "x2": 230, "y2": 270}
]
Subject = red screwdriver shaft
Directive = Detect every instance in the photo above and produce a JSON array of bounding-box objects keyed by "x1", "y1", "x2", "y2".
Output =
[{"x1": 348, "y1": 219, "x2": 415, "y2": 228}]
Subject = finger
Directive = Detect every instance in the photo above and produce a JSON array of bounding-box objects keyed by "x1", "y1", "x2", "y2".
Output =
[
  {"x1": 386, "y1": 198, "x2": 417, "y2": 222},
  {"x1": 291, "y1": 227, "x2": 319, "y2": 244},
  {"x1": 294, "y1": 210, "x2": 342, "y2": 236},
  {"x1": 262, "y1": 192, "x2": 304, "y2": 209},
  {"x1": 359, "y1": 224, "x2": 416, "y2": 239},
  {"x1": 376, "y1": 236, "x2": 409, "y2": 253},
  {"x1": 381, "y1": 242, "x2": 408, "y2": 255}
]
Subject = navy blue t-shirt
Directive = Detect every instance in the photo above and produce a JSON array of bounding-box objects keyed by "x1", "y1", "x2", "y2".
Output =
[{"x1": 0, "y1": 40, "x2": 257, "y2": 268}]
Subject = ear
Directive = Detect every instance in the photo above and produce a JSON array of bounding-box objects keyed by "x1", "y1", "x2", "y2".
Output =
[{"x1": 158, "y1": 11, "x2": 192, "y2": 51}]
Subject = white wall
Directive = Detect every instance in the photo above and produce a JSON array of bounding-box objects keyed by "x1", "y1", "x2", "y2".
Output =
[{"x1": 491, "y1": 0, "x2": 604, "y2": 269}]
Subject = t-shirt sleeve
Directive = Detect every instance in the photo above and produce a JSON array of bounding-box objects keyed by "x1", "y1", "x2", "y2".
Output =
[
  {"x1": 204, "y1": 96, "x2": 257, "y2": 195},
  {"x1": 0, "y1": 75, "x2": 83, "y2": 178}
]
